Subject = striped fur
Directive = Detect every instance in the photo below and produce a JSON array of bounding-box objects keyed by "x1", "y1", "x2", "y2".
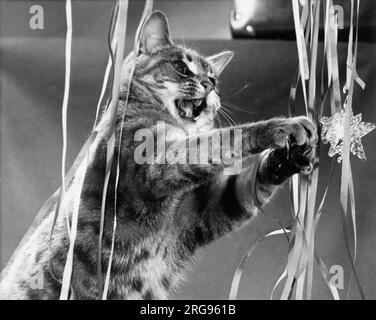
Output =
[{"x1": 0, "y1": 11, "x2": 317, "y2": 300}]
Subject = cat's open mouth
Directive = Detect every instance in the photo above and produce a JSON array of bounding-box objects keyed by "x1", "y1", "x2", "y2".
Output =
[{"x1": 175, "y1": 98, "x2": 207, "y2": 121}]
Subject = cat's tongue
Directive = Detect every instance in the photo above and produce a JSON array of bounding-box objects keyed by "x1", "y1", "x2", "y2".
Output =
[{"x1": 179, "y1": 100, "x2": 194, "y2": 118}]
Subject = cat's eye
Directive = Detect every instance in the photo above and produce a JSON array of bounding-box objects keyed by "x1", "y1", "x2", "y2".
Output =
[{"x1": 173, "y1": 60, "x2": 189, "y2": 76}]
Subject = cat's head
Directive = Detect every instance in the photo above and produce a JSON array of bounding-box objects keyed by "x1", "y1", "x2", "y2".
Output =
[{"x1": 121, "y1": 11, "x2": 233, "y2": 132}]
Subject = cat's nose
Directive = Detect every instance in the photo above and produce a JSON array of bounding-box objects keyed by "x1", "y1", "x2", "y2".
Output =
[{"x1": 200, "y1": 80, "x2": 213, "y2": 94}]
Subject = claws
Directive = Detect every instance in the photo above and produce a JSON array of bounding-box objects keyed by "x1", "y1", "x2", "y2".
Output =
[
  {"x1": 286, "y1": 137, "x2": 290, "y2": 160},
  {"x1": 303, "y1": 145, "x2": 312, "y2": 156},
  {"x1": 282, "y1": 140, "x2": 315, "y2": 175},
  {"x1": 268, "y1": 116, "x2": 317, "y2": 175},
  {"x1": 300, "y1": 163, "x2": 313, "y2": 175}
]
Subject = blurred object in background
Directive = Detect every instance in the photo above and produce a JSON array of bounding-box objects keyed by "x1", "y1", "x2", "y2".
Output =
[{"x1": 230, "y1": 0, "x2": 376, "y2": 42}]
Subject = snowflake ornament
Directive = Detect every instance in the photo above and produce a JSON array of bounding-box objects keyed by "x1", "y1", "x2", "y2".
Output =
[{"x1": 320, "y1": 104, "x2": 375, "y2": 162}]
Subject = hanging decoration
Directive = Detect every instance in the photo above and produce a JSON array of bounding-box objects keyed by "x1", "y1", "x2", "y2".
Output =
[{"x1": 320, "y1": 100, "x2": 375, "y2": 162}]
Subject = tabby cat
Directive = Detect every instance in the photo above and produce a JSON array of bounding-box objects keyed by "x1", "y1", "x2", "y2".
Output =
[{"x1": 0, "y1": 11, "x2": 317, "y2": 300}]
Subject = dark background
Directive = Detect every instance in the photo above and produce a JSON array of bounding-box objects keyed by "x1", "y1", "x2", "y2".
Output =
[{"x1": 1, "y1": 0, "x2": 376, "y2": 299}]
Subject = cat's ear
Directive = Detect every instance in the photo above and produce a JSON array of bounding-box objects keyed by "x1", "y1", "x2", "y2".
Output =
[
  {"x1": 139, "y1": 11, "x2": 172, "y2": 54},
  {"x1": 207, "y1": 51, "x2": 234, "y2": 77}
]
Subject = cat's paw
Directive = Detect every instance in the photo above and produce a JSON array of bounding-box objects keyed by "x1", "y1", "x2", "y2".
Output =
[
  {"x1": 288, "y1": 142, "x2": 315, "y2": 175},
  {"x1": 271, "y1": 116, "x2": 318, "y2": 150},
  {"x1": 267, "y1": 141, "x2": 316, "y2": 183}
]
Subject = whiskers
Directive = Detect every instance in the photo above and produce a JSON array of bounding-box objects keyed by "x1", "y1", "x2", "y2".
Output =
[
  {"x1": 220, "y1": 83, "x2": 250, "y2": 99},
  {"x1": 221, "y1": 101, "x2": 257, "y2": 115},
  {"x1": 216, "y1": 105, "x2": 239, "y2": 127},
  {"x1": 215, "y1": 100, "x2": 257, "y2": 127}
]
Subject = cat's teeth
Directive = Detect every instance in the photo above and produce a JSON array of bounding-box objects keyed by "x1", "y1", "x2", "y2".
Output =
[
  {"x1": 180, "y1": 100, "x2": 194, "y2": 118},
  {"x1": 176, "y1": 99, "x2": 204, "y2": 120},
  {"x1": 194, "y1": 99, "x2": 203, "y2": 107}
]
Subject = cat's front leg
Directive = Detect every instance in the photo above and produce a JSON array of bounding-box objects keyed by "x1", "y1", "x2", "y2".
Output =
[
  {"x1": 173, "y1": 118, "x2": 317, "y2": 251},
  {"x1": 230, "y1": 115, "x2": 318, "y2": 206},
  {"x1": 220, "y1": 123, "x2": 317, "y2": 223},
  {"x1": 242, "y1": 116, "x2": 318, "y2": 154}
]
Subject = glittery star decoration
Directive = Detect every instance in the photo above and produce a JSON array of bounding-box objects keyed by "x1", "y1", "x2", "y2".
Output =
[{"x1": 320, "y1": 105, "x2": 375, "y2": 162}]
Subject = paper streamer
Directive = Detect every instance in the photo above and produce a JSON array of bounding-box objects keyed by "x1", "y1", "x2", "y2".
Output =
[
  {"x1": 93, "y1": 0, "x2": 119, "y2": 129},
  {"x1": 339, "y1": 0, "x2": 365, "y2": 299},
  {"x1": 59, "y1": 155, "x2": 89, "y2": 299},
  {"x1": 55, "y1": 0, "x2": 74, "y2": 299},
  {"x1": 97, "y1": 133, "x2": 115, "y2": 296},
  {"x1": 229, "y1": 228, "x2": 291, "y2": 300},
  {"x1": 56, "y1": 0, "x2": 73, "y2": 242},
  {"x1": 292, "y1": 0, "x2": 309, "y2": 112}
]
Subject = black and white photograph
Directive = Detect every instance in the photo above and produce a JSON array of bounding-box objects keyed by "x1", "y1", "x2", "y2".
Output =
[{"x1": 0, "y1": 0, "x2": 376, "y2": 305}]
